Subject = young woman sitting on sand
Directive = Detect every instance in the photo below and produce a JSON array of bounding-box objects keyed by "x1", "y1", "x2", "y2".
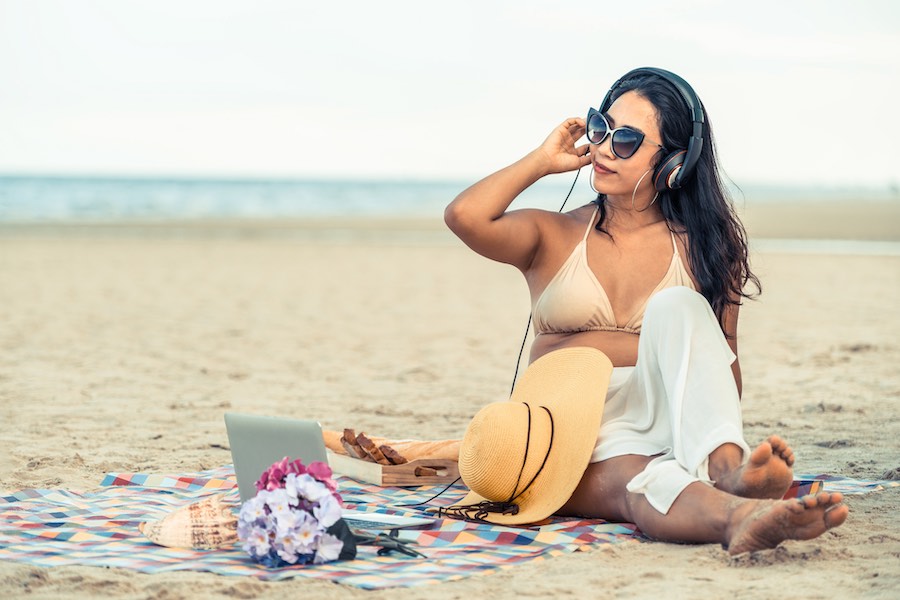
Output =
[{"x1": 439, "y1": 67, "x2": 848, "y2": 554}]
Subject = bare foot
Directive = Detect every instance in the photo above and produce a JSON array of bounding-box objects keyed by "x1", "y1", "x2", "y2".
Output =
[
  {"x1": 716, "y1": 436, "x2": 795, "y2": 499},
  {"x1": 726, "y1": 492, "x2": 848, "y2": 555}
]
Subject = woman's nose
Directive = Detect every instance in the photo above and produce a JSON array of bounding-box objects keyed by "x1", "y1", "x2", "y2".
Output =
[{"x1": 594, "y1": 136, "x2": 615, "y2": 160}]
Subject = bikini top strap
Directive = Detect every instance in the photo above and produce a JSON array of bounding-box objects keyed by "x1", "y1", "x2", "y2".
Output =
[
  {"x1": 583, "y1": 205, "x2": 600, "y2": 242},
  {"x1": 669, "y1": 229, "x2": 679, "y2": 255}
]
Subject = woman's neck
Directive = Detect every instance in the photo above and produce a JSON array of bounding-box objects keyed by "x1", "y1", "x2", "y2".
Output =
[{"x1": 602, "y1": 193, "x2": 665, "y2": 231}]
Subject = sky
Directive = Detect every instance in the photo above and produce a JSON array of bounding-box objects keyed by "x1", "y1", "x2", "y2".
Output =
[{"x1": 1, "y1": 0, "x2": 898, "y2": 188}]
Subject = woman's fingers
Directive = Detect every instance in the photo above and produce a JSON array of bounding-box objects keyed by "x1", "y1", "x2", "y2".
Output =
[
  {"x1": 536, "y1": 118, "x2": 591, "y2": 173},
  {"x1": 575, "y1": 151, "x2": 592, "y2": 168},
  {"x1": 556, "y1": 149, "x2": 592, "y2": 173},
  {"x1": 564, "y1": 119, "x2": 586, "y2": 139}
]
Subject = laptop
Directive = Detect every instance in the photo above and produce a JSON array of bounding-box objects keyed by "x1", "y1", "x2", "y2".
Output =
[{"x1": 224, "y1": 412, "x2": 435, "y2": 531}]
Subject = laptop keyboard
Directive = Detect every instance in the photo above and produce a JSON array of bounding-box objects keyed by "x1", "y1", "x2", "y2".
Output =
[{"x1": 341, "y1": 518, "x2": 400, "y2": 531}]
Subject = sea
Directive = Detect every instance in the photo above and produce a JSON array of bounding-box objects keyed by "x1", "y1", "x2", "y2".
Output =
[
  {"x1": 0, "y1": 175, "x2": 473, "y2": 222},
  {"x1": 1, "y1": 174, "x2": 897, "y2": 255},
  {"x1": 1, "y1": 173, "x2": 895, "y2": 222}
]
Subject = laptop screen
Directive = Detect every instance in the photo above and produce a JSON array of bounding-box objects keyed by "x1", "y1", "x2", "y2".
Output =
[
  {"x1": 224, "y1": 413, "x2": 327, "y2": 502},
  {"x1": 223, "y1": 412, "x2": 437, "y2": 530}
]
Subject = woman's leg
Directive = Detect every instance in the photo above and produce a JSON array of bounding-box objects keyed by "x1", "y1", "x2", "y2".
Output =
[
  {"x1": 629, "y1": 479, "x2": 847, "y2": 554},
  {"x1": 637, "y1": 287, "x2": 793, "y2": 500},
  {"x1": 708, "y1": 435, "x2": 795, "y2": 499},
  {"x1": 559, "y1": 455, "x2": 848, "y2": 554}
]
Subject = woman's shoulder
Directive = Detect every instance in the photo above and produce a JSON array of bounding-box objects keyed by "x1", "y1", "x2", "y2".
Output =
[
  {"x1": 531, "y1": 203, "x2": 598, "y2": 231},
  {"x1": 499, "y1": 203, "x2": 596, "y2": 240},
  {"x1": 522, "y1": 204, "x2": 598, "y2": 274}
]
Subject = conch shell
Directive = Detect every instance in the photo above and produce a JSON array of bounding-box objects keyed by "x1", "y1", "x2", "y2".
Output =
[{"x1": 140, "y1": 494, "x2": 238, "y2": 550}]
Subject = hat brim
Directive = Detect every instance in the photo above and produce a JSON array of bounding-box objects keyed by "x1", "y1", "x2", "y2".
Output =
[{"x1": 446, "y1": 347, "x2": 613, "y2": 525}]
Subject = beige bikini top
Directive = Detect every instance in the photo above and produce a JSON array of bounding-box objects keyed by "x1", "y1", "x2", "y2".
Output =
[{"x1": 532, "y1": 206, "x2": 695, "y2": 336}]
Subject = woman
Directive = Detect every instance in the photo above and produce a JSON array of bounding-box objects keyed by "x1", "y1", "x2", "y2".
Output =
[{"x1": 443, "y1": 68, "x2": 847, "y2": 553}]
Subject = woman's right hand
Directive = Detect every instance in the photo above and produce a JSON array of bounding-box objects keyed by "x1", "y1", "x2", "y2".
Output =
[
  {"x1": 445, "y1": 117, "x2": 592, "y2": 270},
  {"x1": 533, "y1": 118, "x2": 592, "y2": 175}
]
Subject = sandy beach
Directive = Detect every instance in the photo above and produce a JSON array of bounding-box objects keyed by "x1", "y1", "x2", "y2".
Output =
[{"x1": 1, "y1": 200, "x2": 899, "y2": 598}]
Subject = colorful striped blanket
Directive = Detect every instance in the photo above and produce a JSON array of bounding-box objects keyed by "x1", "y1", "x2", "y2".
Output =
[{"x1": 0, "y1": 467, "x2": 895, "y2": 589}]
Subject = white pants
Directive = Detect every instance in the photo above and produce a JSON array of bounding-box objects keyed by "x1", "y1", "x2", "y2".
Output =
[{"x1": 590, "y1": 286, "x2": 751, "y2": 514}]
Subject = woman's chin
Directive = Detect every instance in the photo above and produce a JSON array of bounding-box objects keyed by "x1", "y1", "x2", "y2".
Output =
[{"x1": 590, "y1": 179, "x2": 623, "y2": 197}]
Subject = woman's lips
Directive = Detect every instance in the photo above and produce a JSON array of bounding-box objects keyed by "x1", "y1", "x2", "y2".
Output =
[{"x1": 594, "y1": 162, "x2": 615, "y2": 175}]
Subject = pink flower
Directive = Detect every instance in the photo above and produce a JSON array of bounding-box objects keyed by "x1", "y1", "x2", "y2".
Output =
[
  {"x1": 256, "y1": 456, "x2": 295, "y2": 492},
  {"x1": 254, "y1": 458, "x2": 340, "y2": 501},
  {"x1": 286, "y1": 458, "x2": 308, "y2": 477},
  {"x1": 306, "y1": 461, "x2": 334, "y2": 484},
  {"x1": 306, "y1": 462, "x2": 340, "y2": 501}
]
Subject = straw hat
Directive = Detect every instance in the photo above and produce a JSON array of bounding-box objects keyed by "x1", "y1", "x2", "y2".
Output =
[{"x1": 440, "y1": 346, "x2": 613, "y2": 525}]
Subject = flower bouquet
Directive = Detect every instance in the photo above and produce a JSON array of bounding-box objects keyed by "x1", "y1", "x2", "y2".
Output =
[{"x1": 236, "y1": 457, "x2": 357, "y2": 567}]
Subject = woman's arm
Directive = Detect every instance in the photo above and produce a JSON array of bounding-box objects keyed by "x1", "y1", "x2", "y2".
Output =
[
  {"x1": 722, "y1": 301, "x2": 742, "y2": 398},
  {"x1": 444, "y1": 118, "x2": 591, "y2": 271}
]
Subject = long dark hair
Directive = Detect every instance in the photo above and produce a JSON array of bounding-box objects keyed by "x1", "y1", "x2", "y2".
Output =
[{"x1": 592, "y1": 71, "x2": 760, "y2": 332}]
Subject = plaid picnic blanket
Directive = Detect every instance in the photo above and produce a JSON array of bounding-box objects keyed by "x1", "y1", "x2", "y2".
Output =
[{"x1": 0, "y1": 467, "x2": 895, "y2": 589}]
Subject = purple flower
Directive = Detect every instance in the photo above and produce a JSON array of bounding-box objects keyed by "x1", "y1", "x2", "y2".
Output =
[
  {"x1": 314, "y1": 533, "x2": 345, "y2": 564},
  {"x1": 266, "y1": 488, "x2": 292, "y2": 516},
  {"x1": 239, "y1": 457, "x2": 349, "y2": 567},
  {"x1": 272, "y1": 503, "x2": 304, "y2": 537},
  {"x1": 313, "y1": 493, "x2": 342, "y2": 528},
  {"x1": 240, "y1": 525, "x2": 271, "y2": 559},
  {"x1": 276, "y1": 513, "x2": 319, "y2": 559},
  {"x1": 293, "y1": 474, "x2": 331, "y2": 503},
  {"x1": 282, "y1": 473, "x2": 302, "y2": 504}
]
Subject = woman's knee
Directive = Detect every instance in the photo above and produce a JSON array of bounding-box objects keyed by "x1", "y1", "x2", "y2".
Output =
[
  {"x1": 560, "y1": 455, "x2": 653, "y2": 520},
  {"x1": 643, "y1": 286, "x2": 711, "y2": 329},
  {"x1": 647, "y1": 285, "x2": 707, "y2": 313}
]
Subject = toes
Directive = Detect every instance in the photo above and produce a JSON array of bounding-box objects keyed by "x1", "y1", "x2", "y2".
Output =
[
  {"x1": 793, "y1": 496, "x2": 815, "y2": 511},
  {"x1": 817, "y1": 492, "x2": 844, "y2": 504},
  {"x1": 798, "y1": 494, "x2": 822, "y2": 509},
  {"x1": 778, "y1": 446, "x2": 794, "y2": 465},
  {"x1": 800, "y1": 492, "x2": 844, "y2": 509},
  {"x1": 767, "y1": 435, "x2": 796, "y2": 466},
  {"x1": 768, "y1": 435, "x2": 788, "y2": 452},
  {"x1": 825, "y1": 504, "x2": 849, "y2": 529},
  {"x1": 784, "y1": 449, "x2": 795, "y2": 466},
  {"x1": 749, "y1": 441, "x2": 774, "y2": 466}
]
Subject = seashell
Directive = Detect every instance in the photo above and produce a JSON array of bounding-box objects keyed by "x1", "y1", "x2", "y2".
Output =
[{"x1": 140, "y1": 494, "x2": 238, "y2": 550}]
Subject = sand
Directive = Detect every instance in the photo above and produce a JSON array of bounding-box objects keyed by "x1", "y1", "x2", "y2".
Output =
[{"x1": 1, "y1": 200, "x2": 899, "y2": 598}]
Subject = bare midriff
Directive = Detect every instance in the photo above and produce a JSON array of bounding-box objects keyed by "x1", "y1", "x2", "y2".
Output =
[{"x1": 529, "y1": 329, "x2": 640, "y2": 366}]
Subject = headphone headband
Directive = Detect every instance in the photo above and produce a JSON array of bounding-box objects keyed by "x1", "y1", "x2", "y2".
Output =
[{"x1": 599, "y1": 67, "x2": 704, "y2": 190}]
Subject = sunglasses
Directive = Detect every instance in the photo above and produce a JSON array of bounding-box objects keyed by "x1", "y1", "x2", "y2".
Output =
[{"x1": 586, "y1": 108, "x2": 666, "y2": 159}]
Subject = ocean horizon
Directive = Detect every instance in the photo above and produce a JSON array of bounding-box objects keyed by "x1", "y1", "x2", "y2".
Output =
[{"x1": 0, "y1": 173, "x2": 897, "y2": 223}]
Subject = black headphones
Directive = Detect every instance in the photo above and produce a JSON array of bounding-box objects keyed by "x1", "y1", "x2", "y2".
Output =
[{"x1": 599, "y1": 67, "x2": 705, "y2": 192}]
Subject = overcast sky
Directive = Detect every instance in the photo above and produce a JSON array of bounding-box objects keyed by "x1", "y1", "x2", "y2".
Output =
[{"x1": 1, "y1": 0, "x2": 897, "y2": 187}]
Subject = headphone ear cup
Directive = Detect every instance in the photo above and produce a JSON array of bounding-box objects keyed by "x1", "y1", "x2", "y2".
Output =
[{"x1": 653, "y1": 150, "x2": 687, "y2": 191}]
